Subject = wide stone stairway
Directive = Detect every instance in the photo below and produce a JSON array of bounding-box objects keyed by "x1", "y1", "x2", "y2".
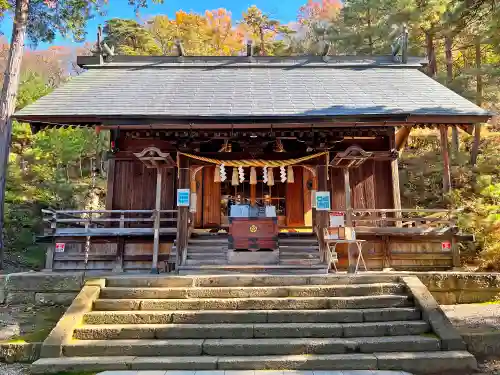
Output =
[{"x1": 32, "y1": 274, "x2": 477, "y2": 374}]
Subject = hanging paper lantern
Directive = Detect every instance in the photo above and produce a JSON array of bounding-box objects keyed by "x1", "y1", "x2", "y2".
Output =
[
  {"x1": 287, "y1": 166, "x2": 295, "y2": 183},
  {"x1": 238, "y1": 166, "x2": 245, "y2": 183},
  {"x1": 214, "y1": 166, "x2": 221, "y2": 183},
  {"x1": 231, "y1": 167, "x2": 239, "y2": 186},
  {"x1": 250, "y1": 167, "x2": 257, "y2": 185},
  {"x1": 280, "y1": 166, "x2": 287, "y2": 183},
  {"x1": 220, "y1": 164, "x2": 227, "y2": 182},
  {"x1": 268, "y1": 167, "x2": 275, "y2": 186},
  {"x1": 263, "y1": 166, "x2": 268, "y2": 184}
]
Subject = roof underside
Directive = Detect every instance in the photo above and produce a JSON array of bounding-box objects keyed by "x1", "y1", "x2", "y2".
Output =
[{"x1": 14, "y1": 56, "x2": 490, "y2": 125}]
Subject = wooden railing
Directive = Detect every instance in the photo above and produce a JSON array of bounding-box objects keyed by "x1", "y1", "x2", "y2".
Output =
[
  {"x1": 333, "y1": 208, "x2": 459, "y2": 229},
  {"x1": 42, "y1": 209, "x2": 178, "y2": 234}
]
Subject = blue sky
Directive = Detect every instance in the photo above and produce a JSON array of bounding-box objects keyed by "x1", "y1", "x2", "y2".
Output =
[{"x1": 1, "y1": 0, "x2": 305, "y2": 49}]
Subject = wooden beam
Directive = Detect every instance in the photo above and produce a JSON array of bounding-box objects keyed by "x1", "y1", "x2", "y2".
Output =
[
  {"x1": 439, "y1": 125, "x2": 452, "y2": 195},
  {"x1": 151, "y1": 168, "x2": 162, "y2": 273},
  {"x1": 176, "y1": 156, "x2": 190, "y2": 267}
]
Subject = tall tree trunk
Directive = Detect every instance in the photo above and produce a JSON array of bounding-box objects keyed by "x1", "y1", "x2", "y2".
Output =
[
  {"x1": 425, "y1": 31, "x2": 437, "y2": 77},
  {"x1": 445, "y1": 34, "x2": 459, "y2": 157},
  {"x1": 367, "y1": 9, "x2": 373, "y2": 55},
  {"x1": 0, "y1": 0, "x2": 30, "y2": 270},
  {"x1": 471, "y1": 39, "x2": 482, "y2": 166}
]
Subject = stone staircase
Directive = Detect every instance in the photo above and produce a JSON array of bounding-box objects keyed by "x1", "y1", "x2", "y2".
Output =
[
  {"x1": 178, "y1": 233, "x2": 327, "y2": 274},
  {"x1": 32, "y1": 274, "x2": 477, "y2": 374}
]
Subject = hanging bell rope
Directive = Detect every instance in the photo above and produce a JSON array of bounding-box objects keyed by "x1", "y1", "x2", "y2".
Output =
[
  {"x1": 267, "y1": 167, "x2": 275, "y2": 186},
  {"x1": 263, "y1": 166, "x2": 268, "y2": 184},
  {"x1": 178, "y1": 151, "x2": 328, "y2": 167},
  {"x1": 250, "y1": 167, "x2": 257, "y2": 185},
  {"x1": 287, "y1": 166, "x2": 295, "y2": 183},
  {"x1": 231, "y1": 167, "x2": 239, "y2": 186}
]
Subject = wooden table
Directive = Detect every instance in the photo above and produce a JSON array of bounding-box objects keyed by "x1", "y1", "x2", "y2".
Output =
[{"x1": 228, "y1": 217, "x2": 278, "y2": 251}]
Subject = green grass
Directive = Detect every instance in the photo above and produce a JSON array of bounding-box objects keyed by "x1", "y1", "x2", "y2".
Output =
[{"x1": 479, "y1": 300, "x2": 500, "y2": 305}]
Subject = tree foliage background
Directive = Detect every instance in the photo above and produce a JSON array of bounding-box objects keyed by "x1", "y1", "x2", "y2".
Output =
[{"x1": 2, "y1": 0, "x2": 500, "y2": 270}]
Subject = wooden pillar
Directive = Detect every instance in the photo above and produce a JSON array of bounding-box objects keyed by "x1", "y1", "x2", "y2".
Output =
[
  {"x1": 316, "y1": 157, "x2": 328, "y2": 229},
  {"x1": 343, "y1": 167, "x2": 355, "y2": 274},
  {"x1": 250, "y1": 183, "x2": 256, "y2": 205},
  {"x1": 151, "y1": 167, "x2": 162, "y2": 273},
  {"x1": 105, "y1": 159, "x2": 115, "y2": 210},
  {"x1": 451, "y1": 126, "x2": 459, "y2": 158},
  {"x1": 391, "y1": 158, "x2": 402, "y2": 227},
  {"x1": 176, "y1": 155, "x2": 190, "y2": 267},
  {"x1": 451, "y1": 235, "x2": 460, "y2": 269},
  {"x1": 439, "y1": 125, "x2": 451, "y2": 195}
]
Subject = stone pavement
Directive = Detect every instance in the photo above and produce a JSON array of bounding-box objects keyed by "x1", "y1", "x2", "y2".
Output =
[{"x1": 97, "y1": 371, "x2": 413, "y2": 375}]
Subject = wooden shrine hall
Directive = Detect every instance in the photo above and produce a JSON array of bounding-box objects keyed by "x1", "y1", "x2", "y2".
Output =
[{"x1": 14, "y1": 53, "x2": 491, "y2": 274}]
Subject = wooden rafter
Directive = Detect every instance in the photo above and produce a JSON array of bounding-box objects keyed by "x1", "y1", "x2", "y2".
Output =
[{"x1": 134, "y1": 147, "x2": 176, "y2": 168}]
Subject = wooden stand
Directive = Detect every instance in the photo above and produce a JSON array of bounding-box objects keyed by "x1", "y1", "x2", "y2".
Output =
[{"x1": 228, "y1": 217, "x2": 278, "y2": 251}]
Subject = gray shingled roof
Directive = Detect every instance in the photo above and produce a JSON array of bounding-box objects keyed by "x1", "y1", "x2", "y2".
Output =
[{"x1": 14, "y1": 56, "x2": 489, "y2": 122}]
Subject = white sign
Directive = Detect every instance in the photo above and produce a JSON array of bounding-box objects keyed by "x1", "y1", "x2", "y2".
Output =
[
  {"x1": 55, "y1": 243, "x2": 65, "y2": 253},
  {"x1": 190, "y1": 192, "x2": 197, "y2": 213},
  {"x1": 177, "y1": 189, "x2": 190, "y2": 207},
  {"x1": 315, "y1": 191, "x2": 331, "y2": 211},
  {"x1": 329, "y1": 211, "x2": 345, "y2": 227}
]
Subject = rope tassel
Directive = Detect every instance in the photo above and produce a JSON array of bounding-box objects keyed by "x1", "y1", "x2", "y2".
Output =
[
  {"x1": 250, "y1": 167, "x2": 257, "y2": 185},
  {"x1": 287, "y1": 166, "x2": 295, "y2": 183},
  {"x1": 214, "y1": 166, "x2": 221, "y2": 183},
  {"x1": 267, "y1": 167, "x2": 274, "y2": 186},
  {"x1": 232, "y1": 167, "x2": 239, "y2": 186}
]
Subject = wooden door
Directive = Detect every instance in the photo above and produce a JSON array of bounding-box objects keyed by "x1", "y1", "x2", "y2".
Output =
[
  {"x1": 286, "y1": 167, "x2": 305, "y2": 227},
  {"x1": 202, "y1": 166, "x2": 221, "y2": 227}
]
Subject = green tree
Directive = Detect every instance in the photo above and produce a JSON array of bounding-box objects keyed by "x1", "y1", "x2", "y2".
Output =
[
  {"x1": 242, "y1": 6, "x2": 280, "y2": 55},
  {"x1": 0, "y1": 0, "x2": 163, "y2": 269}
]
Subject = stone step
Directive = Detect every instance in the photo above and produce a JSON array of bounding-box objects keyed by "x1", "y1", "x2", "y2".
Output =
[
  {"x1": 84, "y1": 307, "x2": 422, "y2": 325},
  {"x1": 177, "y1": 264, "x2": 328, "y2": 276},
  {"x1": 187, "y1": 252, "x2": 227, "y2": 257},
  {"x1": 74, "y1": 320, "x2": 429, "y2": 340},
  {"x1": 105, "y1": 274, "x2": 401, "y2": 288},
  {"x1": 93, "y1": 294, "x2": 412, "y2": 311},
  {"x1": 31, "y1": 351, "x2": 477, "y2": 373},
  {"x1": 99, "y1": 283, "x2": 406, "y2": 299},
  {"x1": 61, "y1": 336, "x2": 440, "y2": 357}
]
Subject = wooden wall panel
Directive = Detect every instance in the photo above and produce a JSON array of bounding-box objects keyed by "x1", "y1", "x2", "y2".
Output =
[
  {"x1": 286, "y1": 167, "x2": 305, "y2": 227},
  {"x1": 374, "y1": 160, "x2": 394, "y2": 209},
  {"x1": 194, "y1": 168, "x2": 203, "y2": 227},
  {"x1": 112, "y1": 160, "x2": 176, "y2": 212},
  {"x1": 329, "y1": 168, "x2": 346, "y2": 210},
  {"x1": 202, "y1": 167, "x2": 221, "y2": 227}
]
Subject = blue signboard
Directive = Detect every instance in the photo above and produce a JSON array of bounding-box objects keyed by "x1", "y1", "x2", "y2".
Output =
[
  {"x1": 177, "y1": 189, "x2": 190, "y2": 207},
  {"x1": 315, "y1": 191, "x2": 331, "y2": 211}
]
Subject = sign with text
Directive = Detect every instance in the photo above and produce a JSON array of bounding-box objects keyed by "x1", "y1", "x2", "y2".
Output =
[
  {"x1": 329, "y1": 211, "x2": 345, "y2": 228},
  {"x1": 177, "y1": 189, "x2": 190, "y2": 207},
  {"x1": 55, "y1": 243, "x2": 65, "y2": 253},
  {"x1": 315, "y1": 191, "x2": 331, "y2": 211},
  {"x1": 442, "y1": 241, "x2": 451, "y2": 251}
]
